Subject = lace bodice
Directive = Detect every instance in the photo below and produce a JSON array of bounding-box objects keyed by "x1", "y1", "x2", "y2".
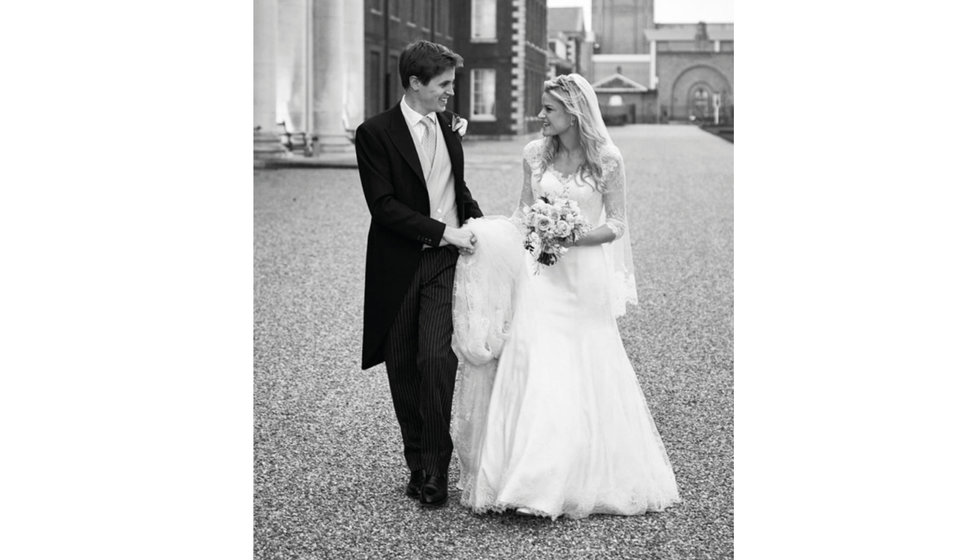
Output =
[{"x1": 517, "y1": 138, "x2": 627, "y2": 239}]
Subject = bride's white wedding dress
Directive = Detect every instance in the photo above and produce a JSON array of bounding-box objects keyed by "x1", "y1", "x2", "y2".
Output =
[{"x1": 451, "y1": 139, "x2": 681, "y2": 520}]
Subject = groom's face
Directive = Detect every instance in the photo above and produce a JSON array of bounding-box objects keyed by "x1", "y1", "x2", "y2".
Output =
[{"x1": 412, "y1": 68, "x2": 456, "y2": 115}]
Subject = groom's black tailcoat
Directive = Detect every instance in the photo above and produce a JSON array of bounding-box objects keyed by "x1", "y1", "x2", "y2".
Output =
[{"x1": 354, "y1": 104, "x2": 483, "y2": 370}]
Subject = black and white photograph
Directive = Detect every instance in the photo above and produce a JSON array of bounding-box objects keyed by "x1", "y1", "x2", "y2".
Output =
[
  {"x1": 6, "y1": 1, "x2": 979, "y2": 559},
  {"x1": 254, "y1": 1, "x2": 733, "y2": 558}
]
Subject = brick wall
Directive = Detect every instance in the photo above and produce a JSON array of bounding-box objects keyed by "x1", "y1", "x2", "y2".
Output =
[
  {"x1": 592, "y1": 60, "x2": 650, "y2": 86},
  {"x1": 655, "y1": 52, "x2": 733, "y2": 122}
]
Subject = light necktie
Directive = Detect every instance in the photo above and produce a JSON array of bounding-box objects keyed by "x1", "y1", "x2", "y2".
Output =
[{"x1": 419, "y1": 117, "x2": 436, "y2": 176}]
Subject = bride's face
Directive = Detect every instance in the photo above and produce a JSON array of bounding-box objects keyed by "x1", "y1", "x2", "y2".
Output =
[
  {"x1": 411, "y1": 68, "x2": 456, "y2": 115},
  {"x1": 538, "y1": 91, "x2": 573, "y2": 136}
]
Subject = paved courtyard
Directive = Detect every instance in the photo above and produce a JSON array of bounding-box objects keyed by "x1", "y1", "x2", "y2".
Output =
[{"x1": 254, "y1": 125, "x2": 734, "y2": 559}]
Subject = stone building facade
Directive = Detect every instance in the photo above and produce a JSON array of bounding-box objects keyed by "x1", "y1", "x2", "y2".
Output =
[
  {"x1": 591, "y1": 0, "x2": 654, "y2": 55},
  {"x1": 452, "y1": 0, "x2": 549, "y2": 137},
  {"x1": 254, "y1": 0, "x2": 550, "y2": 160},
  {"x1": 254, "y1": 0, "x2": 367, "y2": 157},
  {"x1": 547, "y1": 7, "x2": 593, "y2": 79},
  {"x1": 589, "y1": 0, "x2": 657, "y2": 123},
  {"x1": 646, "y1": 23, "x2": 734, "y2": 124},
  {"x1": 584, "y1": 0, "x2": 734, "y2": 125},
  {"x1": 363, "y1": 0, "x2": 457, "y2": 119}
]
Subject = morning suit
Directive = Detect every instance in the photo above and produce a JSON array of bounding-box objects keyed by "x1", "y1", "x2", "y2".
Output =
[{"x1": 354, "y1": 102, "x2": 483, "y2": 475}]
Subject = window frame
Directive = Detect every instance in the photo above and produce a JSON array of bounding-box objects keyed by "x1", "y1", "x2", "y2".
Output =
[
  {"x1": 470, "y1": 68, "x2": 497, "y2": 122},
  {"x1": 470, "y1": 0, "x2": 497, "y2": 42}
]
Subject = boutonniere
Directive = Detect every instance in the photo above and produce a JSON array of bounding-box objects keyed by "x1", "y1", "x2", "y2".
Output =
[{"x1": 451, "y1": 113, "x2": 468, "y2": 137}]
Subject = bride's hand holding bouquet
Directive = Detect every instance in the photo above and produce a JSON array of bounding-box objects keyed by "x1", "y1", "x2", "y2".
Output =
[{"x1": 521, "y1": 195, "x2": 589, "y2": 269}]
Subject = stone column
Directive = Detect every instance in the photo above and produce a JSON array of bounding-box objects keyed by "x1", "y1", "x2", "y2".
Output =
[
  {"x1": 649, "y1": 39, "x2": 658, "y2": 89},
  {"x1": 254, "y1": 0, "x2": 286, "y2": 158},
  {"x1": 342, "y1": 0, "x2": 365, "y2": 133},
  {"x1": 311, "y1": 0, "x2": 364, "y2": 151},
  {"x1": 277, "y1": 0, "x2": 309, "y2": 136}
]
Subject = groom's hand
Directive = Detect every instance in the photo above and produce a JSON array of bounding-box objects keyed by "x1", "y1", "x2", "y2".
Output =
[{"x1": 443, "y1": 226, "x2": 477, "y2": 255}]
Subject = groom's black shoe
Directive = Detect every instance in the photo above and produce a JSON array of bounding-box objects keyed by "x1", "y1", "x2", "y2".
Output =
[
  {"x1": 406, "y1": 469, "x2": 425, "y2": 500},
  {"x1": 419, "y1": 473, "x2": 448, "y2": 508}
]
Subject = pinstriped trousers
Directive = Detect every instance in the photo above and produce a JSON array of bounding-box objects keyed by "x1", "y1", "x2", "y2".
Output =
[{"x1": 383, "y1": 245, "x2": 459, "y2": 476}]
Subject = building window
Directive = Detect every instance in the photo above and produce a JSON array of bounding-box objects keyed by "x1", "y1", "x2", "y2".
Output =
[
  {"x1": 389, "y1": 54, "x2": 400, "y2": 109},
  {"x1": 434, "y1": 0, "x2": 445, "y2": 34},
  {"x1": 442, "y1": 0, "x2": 452, "y2": 39},
  {"x1": 471, "y1": 0, "x2": 496, "y2": 41},
  {"x1": 419, "y1": 0, "x2": 430, "y2": 29},
  {"x1": 369, "y1": 50, "x2": 382, "y2": 117},
  {"x1": 471, "y1": 69, "x2": 496, "y2": 121}
]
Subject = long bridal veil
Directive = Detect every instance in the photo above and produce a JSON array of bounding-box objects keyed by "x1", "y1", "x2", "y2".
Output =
[
  {"x1": 561, "y1": 73, "x2": 638, "y2": 317},
  {"x1": 450, "y1": 216, "x2": 528, "y2": 500}
]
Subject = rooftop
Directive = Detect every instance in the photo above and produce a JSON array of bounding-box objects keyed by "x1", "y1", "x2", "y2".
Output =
[
  {"x1": 548, "y1": 7, "x2": 585, "y2": 34},
  {"x1": 645, "y1": 22, "x2": 734, "y2": 41}
]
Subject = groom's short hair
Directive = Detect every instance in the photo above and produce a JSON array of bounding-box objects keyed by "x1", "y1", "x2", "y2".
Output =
[{"x1": 399, "y1": 40, "x2": 463, "y2": 89}]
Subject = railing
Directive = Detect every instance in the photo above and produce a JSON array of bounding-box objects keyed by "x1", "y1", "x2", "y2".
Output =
[{"x1": 278, "y1": 122, "x2": 319, "y2": 156}]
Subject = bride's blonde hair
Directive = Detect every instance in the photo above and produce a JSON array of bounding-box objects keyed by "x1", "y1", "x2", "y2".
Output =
[{"x1": 539, "y1": 74, "x2": 610, "y2": 190}]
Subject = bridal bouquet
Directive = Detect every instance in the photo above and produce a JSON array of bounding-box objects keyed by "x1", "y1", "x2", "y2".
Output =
[{"x1": 521, "y1": 195, "x2": 589, "y2": 268}]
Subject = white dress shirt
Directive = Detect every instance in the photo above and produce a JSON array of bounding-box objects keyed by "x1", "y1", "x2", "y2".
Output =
[{"x1": 399, "y1": 96, "x2": 459, "y2": 246}]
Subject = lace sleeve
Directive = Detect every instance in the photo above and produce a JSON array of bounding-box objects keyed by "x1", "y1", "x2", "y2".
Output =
[
  {"x1": 601, "y1": 149, "x2": 627, "y2": 239},
  {"x1": 519, "y1": 159, "x2": 535, "y2": 208},
  {"x1": 511, "y1": 141, "x2": 540, "y2": 223},
  {"x1": 597, "y1": 146, "x2": 637, "y2": 316}
]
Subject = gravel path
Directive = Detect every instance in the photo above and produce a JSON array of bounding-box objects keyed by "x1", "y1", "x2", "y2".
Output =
[{"x1": 254, "y1": 125, "x2": 733, "y2": 559}]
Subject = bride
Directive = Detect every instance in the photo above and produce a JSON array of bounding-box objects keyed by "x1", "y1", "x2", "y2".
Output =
[{"x1": 451, "y1": 73, "x2": 681, "y2": 519}]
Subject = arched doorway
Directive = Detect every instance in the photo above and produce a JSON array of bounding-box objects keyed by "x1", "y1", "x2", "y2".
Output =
[
  {"x1": 670, "y1": 65, "x2": 732, "y2": 123},
  {"x1": 689, "y1": 83, "x2": 713, "y2": 121}
]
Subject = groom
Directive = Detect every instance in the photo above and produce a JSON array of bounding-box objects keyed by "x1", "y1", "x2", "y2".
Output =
[{"x1": 354, "y1": 40, "x2": 482, "y2": 508}]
